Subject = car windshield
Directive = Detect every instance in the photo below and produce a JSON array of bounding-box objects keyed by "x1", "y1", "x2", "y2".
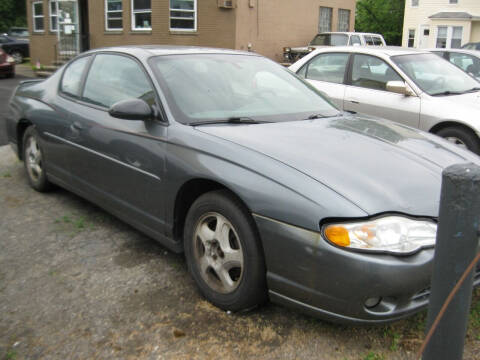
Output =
[
  {"x1": 9, "y1": 29, "x2": 28, "y2": 37},
  {"x1": 392, "y1": 53, "x2": 480, "y2": 96},
  {"x1": 310, "y1": 34, "x2": 349, "y2": 46},
  {"x1": 149, "y1": 54, "x2": 340, "y2": 124}
]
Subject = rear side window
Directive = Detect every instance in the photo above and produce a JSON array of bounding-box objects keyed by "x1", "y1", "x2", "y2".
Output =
[
  {"x1": 372, "y1": 36, "x2": 383, "y2": 46},
  {"x1": 364, "y1": 36, "x2": 374, "y2": 45},
  {"x1": 303, "y1": 53, "x2": 349, "y2": 84},
  {"x1": 60, "y1": 56, "x2": 90, "y2": 98},
  {"x1": 349, "y1": 35, "x2": 361, "y2": 46},
  {"x1": 82, "y1": 54, "x2": 155, "y2": 108}
]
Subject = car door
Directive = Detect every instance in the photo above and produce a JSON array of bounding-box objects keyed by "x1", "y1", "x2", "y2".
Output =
[
  {"x1": 65, "y1": 53, "x2": 168, "y2": 237},
  {"x1": 296, "y1": 52, "x2": 349, "y2": 109},
  {"x1": 42, "y1": 54, "x2": 92, "y2": 182},
  {"x1": 343, "y1": 53, "x2": 420, "y2": 128}
]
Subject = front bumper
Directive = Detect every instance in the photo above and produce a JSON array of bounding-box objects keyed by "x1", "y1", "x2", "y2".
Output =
[
  {"x1": 0, "y1": 62, "x2": 14, "y2": 75},
  {"x1": 254, "y1": 213, "x2": 480, "y2": 324}
]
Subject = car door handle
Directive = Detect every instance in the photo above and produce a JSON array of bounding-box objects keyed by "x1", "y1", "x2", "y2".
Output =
[
  {"x1": 70, "y1": 122, "x2": 83, "y2": 131},
  {"x1": 348, "y1": 100, "x2": 360, "y2": 104}
]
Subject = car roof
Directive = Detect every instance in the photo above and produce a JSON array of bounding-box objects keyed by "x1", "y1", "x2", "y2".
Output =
[
  {"x1": 311, "y1": 46, "x2": 431, "y2": 57},
  {"x1": 82, "y1": 45, "x2": 258, "y2": 59},
  {"x1": 428, "y1": 48, "x2": 480, "y2": 56},
  {"x1": 316, "y1": 32, "x2": 383, "y2": 36}
]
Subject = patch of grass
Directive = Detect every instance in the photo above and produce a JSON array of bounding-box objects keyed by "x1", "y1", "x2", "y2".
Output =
[
  {"x1": 2, "y1": 172, "x2": 11, "y2": 178},
  {"x1": 75, "y1": 217, "x2": 85, "y2": 229},
  {"x1": 383, "y1": 326, "x2": 401, "y2": 351},
  {"x1": 4, "y1": 349, "x2": 17, "y2": 360},
  {"x1": 364, "y1": 352, "x2": 384, "y2": 360},
  {"x1": 54, "y1": 214, "x2": 94, "y2": 235}
]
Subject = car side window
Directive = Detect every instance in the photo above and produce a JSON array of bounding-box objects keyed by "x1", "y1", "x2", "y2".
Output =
[
  {"x1": 0, "y1": 36, "x2": 7, "y2": 44},
  {"x1": 60, "y1": 56, "x2": 90, "y2": 98},
  {"x1": 304, "y1": 53, "x2": 349, "y2": 84},
  {"x1": 351, "y1": 54, "x2": 403, "y2": 91},
  {"x1": 364, "y1": 36, "x2": 374, "y2": 45},
  {"x1": 349, "y1": 35, "x2": 361, "y2": 46},
  {"x1": 83, "y1": 54, "x2": 155, "y2": 108},
  {"x1": 372, "y1": 37, "x2": 383, "y2": 46},
  {"x1": 449, "y1": 52, "x2": 480, "y2": 77}
]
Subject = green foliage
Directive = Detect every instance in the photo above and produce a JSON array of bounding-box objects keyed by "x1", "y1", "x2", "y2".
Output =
[
  {"x1": 364, "y1": 352, "x2": 385, "y2": 360},
  {"x1": 0, "y1": 0, "x2": 27, "y2": 33},
  {"x1": 355, "y1": 0, "x2": 405, "y2": 45}
]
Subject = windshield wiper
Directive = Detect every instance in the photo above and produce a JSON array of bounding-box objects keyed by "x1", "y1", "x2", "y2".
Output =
[
  {"x1": 190, "y1": 117, "x2": 270, "y2": 126},
  {"x1": 431, "y1": 87, "x2": 480, "y2": 96},
  {"x1": 305, "y1": 113, "x2": 341, "y2": 120}
]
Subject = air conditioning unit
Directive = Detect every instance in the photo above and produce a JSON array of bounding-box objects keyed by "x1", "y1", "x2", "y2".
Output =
[{"x1": 218, "y1": 0, "x2": 235, "y2": 8}]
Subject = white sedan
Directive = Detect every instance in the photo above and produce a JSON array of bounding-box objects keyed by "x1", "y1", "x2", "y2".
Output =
[{"x1": 289, "y1": 46, "x2": 480, "y2": 154}]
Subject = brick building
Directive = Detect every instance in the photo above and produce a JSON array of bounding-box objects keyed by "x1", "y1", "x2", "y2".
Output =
[{"x1": 27, "y1": 0, "x2": 356, "y2": 65}]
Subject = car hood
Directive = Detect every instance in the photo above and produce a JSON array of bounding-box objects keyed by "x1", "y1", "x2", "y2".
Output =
[
  {"x1": 441, "y1": 91, "x2": 480, "y2": 110},
  {"x1": 197, "y1": 116, "x2": 478, "y2": 216}
]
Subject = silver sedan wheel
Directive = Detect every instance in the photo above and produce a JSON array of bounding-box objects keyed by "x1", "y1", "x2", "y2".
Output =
[
  {"x1": 193, "y1": 212, "x2": 244, "y2": 294},
  {"x1": 445, "y1": 136, "x2": 468, "y2": 149},
  {"x1": 25, "y1": 136, "x2": 43, "y2": 182}
]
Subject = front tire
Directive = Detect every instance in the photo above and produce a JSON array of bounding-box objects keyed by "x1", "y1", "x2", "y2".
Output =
[
  {"x1": 436, "y1": 126, "x2": 480, "y2": 155},
  {"x1": 23, "y1": 126, "x2": 52, "y2": 192},
  {"x1": 184, "y1": 190, "x2": 267, "y2": 312}
]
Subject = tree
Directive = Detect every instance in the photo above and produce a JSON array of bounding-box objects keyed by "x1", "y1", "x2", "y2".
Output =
[
  {"x1": 355, "y1": 0, "x2": 405, "y2": 46},
  {"x1": 0, "y1": 0, "x2": 27, "y2": 33}
]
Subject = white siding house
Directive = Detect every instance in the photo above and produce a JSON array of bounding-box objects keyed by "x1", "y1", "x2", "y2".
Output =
[{"x1": 402, "y1": 0, "x2": 480, "y2": 49}]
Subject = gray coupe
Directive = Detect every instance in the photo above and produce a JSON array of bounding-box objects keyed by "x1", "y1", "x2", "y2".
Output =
[{"x1": 6, "y1": 46, "x2": 480, "y2": 323}]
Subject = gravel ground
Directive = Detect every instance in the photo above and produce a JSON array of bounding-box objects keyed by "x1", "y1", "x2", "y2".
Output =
[{"x1": 0, "y1": 144, "x2": 479, "y2": 360}]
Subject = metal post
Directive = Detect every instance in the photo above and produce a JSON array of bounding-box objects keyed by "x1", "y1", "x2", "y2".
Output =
[{"x1": 423, "y1": 163, "x2": 480, "y2": 360}]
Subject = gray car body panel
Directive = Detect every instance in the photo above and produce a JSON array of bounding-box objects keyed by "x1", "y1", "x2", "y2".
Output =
[{"x1": 6, "y1": 46, "x2": 480, "y2": 323}]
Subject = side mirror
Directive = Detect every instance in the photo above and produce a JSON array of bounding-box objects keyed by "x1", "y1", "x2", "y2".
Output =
[
  {"x1": 386, "y1": 81, "x2": 416, "y2": 97},
  {"x1": 108, "y1": 98, "x2": 153, "y2": 121}
]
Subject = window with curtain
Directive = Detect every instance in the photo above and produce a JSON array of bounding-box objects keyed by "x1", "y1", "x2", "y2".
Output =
[
  {"x1": 318, "y1": 7, "x2": 332, "y2": 33},
  {"x1": 337, "y1": 9, "x2": 350, "y2": 32},
  {"x1": 170, "y1": 0, "x2": 196, "y2": 31},
  {"x1": 408, "y1": 29, "x2": 415, "y2": 47},
  {"x1": 412, "y1": 0, "x2": 419, "y2": 6},
  {"x1": 436, "y1": 26, "x2": 447, "y2": 48},
  {"x1": 451, "y1": 26, "x2": 462, "y2": 48},
  {"x1": 106, "y1": 0, "x2": 123, "y2": 30},
  {"x1": 33, "y1": 2, "x2": 44, "y2": 32},
  {"x1": 131, "y1": 0, "x2": 151, "y2": 30},
  {"x1": 49, "y1": 1, "x2": 58, "y2": 32}
]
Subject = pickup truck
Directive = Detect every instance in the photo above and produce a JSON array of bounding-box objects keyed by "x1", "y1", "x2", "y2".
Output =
[
  {"x1": 0, "y1": 35, "x2": 29, "y2": 64},
  {"x1": 283, "y1": 32, "x2": 386, "y2": 64}
]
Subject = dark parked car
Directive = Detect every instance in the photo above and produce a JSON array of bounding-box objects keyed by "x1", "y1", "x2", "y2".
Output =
[
  {"x1": 462, "y1": 42, "x2": 480, "y2": 51},
  {"x1": 0, "y1": 34, "x2": 29, "y2": 63},
  {"x1": 0, "y1": 48, "x2": 15, "y2": 78},
  {"x1": 7, "y1": 27, "x2": 29, "y2": 40},
  {"x1": 6, "y1": 46, "x2": 480, "y2": 323}
]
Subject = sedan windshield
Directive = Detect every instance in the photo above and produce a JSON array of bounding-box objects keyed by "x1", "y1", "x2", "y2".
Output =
[
  {"x1": 149, "y1": 54, "x2": 340, "y2": 124},
  {"x1": 392, "y1": 53, "x2": 480, "y2": 96},
  {"x1": 310, "y1": 34, "x2": 349, "y2": 46}
]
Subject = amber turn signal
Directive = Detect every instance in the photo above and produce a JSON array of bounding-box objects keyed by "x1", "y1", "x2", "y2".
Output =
[{"x1": 325, "y1": 226, "x2": 350, "y2": 247}]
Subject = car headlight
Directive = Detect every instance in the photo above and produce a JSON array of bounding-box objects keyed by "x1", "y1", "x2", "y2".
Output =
[
  {"x1": 6, "y1": 56, "x2": 15, "y2": 63},
  {"x1": 323, "y1": 216, "x2": 437, "y2": 254}
]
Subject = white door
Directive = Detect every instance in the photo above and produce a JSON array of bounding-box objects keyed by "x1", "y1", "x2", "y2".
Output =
[
  {"x1": 296, "y1": 52, "x2": 350, "y2": 109},
  {"x1": 419, "y1": 25, "x2": 430, "y2": 49},
  {"x1": 343, "y1": 54, "x2": 420, "y2": 128}
]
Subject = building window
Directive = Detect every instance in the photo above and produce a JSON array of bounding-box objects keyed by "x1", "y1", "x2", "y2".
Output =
[
  {"x1": 412, "y1": 0, "x2": 419, "y2": 6},
  {"x1": 408, "y1": 29, "x2": 415, "y2": 47},
  {"x1": 106, "y1": 0, "x2": 123, "y2": 30},
  {"x1": 449, "y1": 0, "x2": 458, "y2": 3},
  {"x1": 338, "y1": 9, "x2": 350, "y2": 32},
  {"x1": 170, "y1": 0, "x2": 196, "y2": 31},
  {"x1": 33, "y1": 1, "x2": 44, "y2": 32},
  {"x1": 49, "y1": 1, "x2": 58, "y2": 32},
  {"x1": 436, "y1": 26, "x2": 463, "y2": 48},
  {"x1": 131, "y1": 0, "x2": 151, "y2": 30},
  {"x1": 318, "y1": 7, "x2": 332, "y2": 33},
  {"x1": 451, "y1": 26, "x2": 462, "y2": 48},
  {"x1": 436, "y1": 26, "x2": 447, "y2": 48}
]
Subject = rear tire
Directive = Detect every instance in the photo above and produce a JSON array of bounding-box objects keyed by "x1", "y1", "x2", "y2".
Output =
[
  {"x1": 23, "y1": 126, "x2": 52, "y2": 192},
  {"x1": 184, "y1": 190, "x2": 267, "y2": 312},
  {"x1": 435, "y1": 126, "x2": 480, "y2": 155}
]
